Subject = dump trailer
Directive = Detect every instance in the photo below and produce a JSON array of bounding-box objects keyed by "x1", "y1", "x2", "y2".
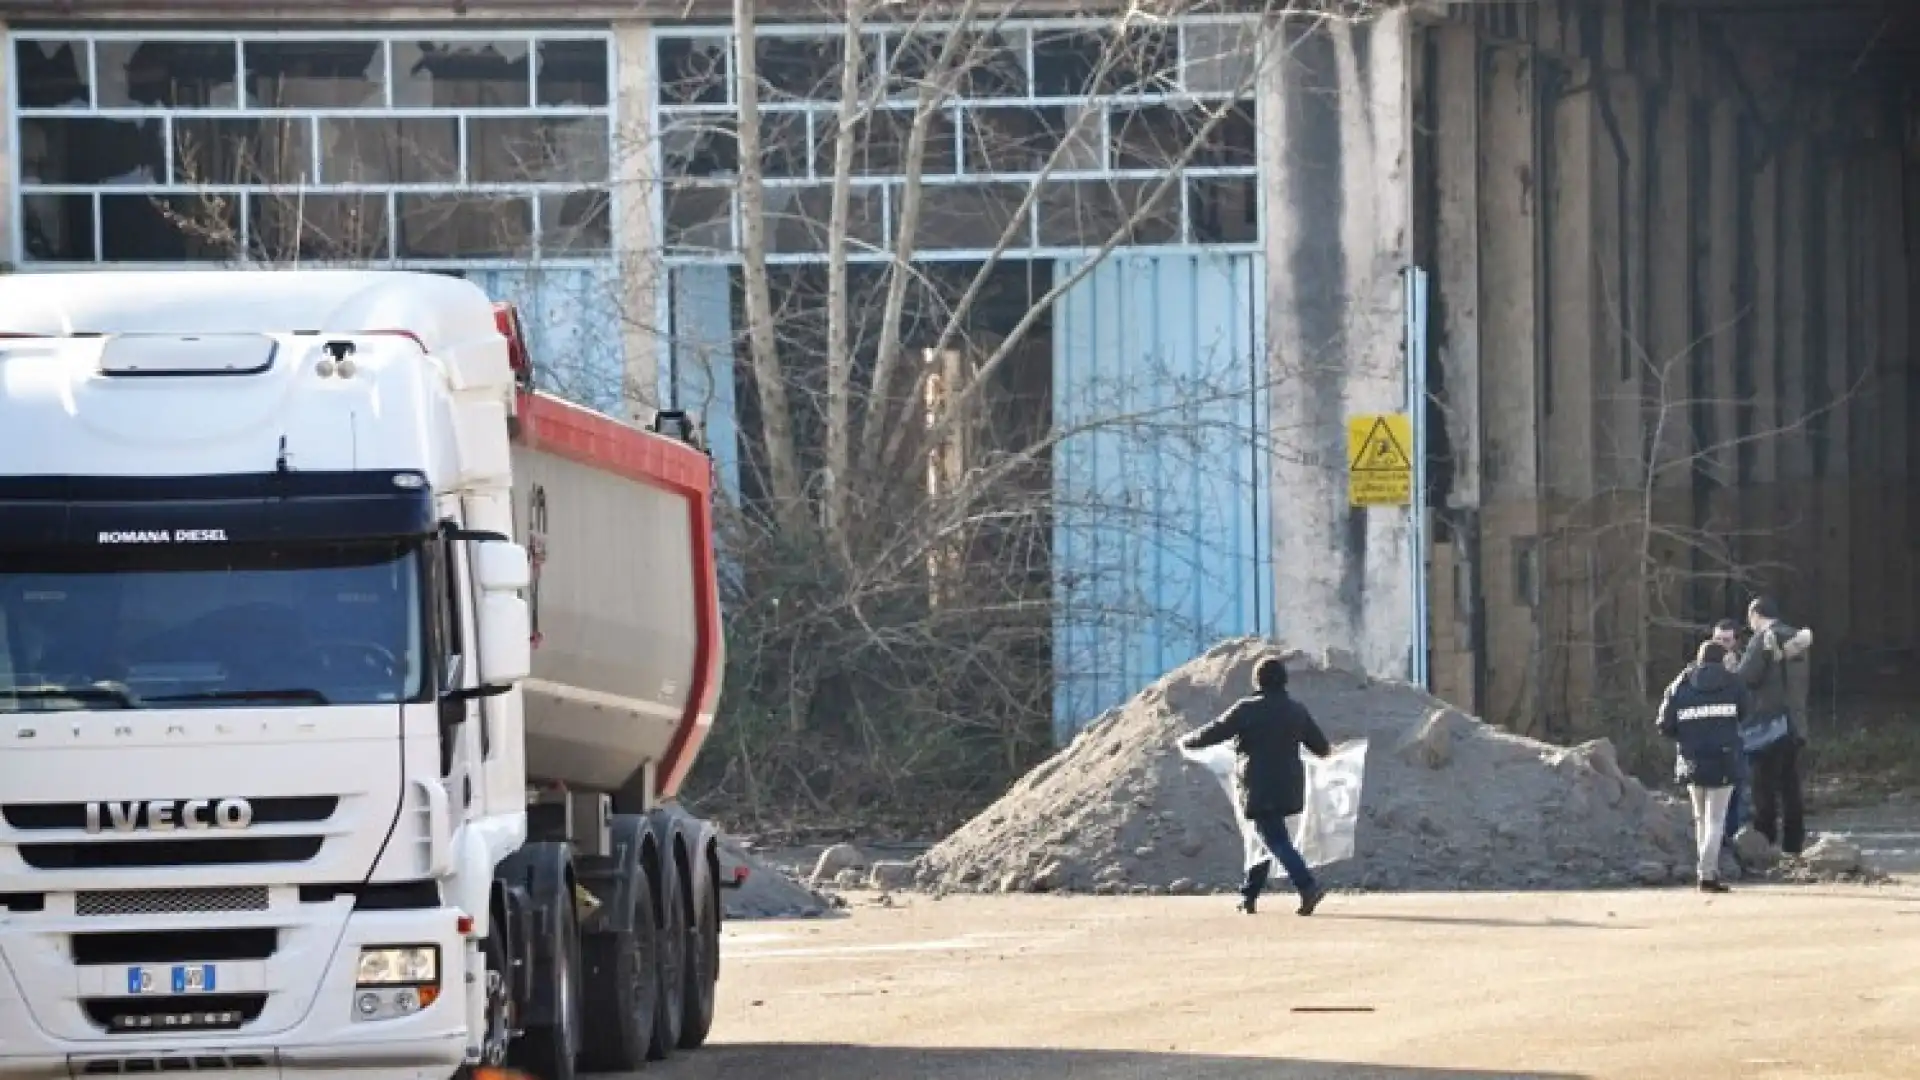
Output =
[{"x1": 0, "y1": 269, "x2": 727, "y2": 1080}]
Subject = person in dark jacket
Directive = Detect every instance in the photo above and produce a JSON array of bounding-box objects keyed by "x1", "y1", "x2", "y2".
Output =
[
  {"x1": 1711, "y1": 618, "x2": 1751, "y2": 850},
  {"x1": 1736, "y1": 596, "x2": 1814, "y2": 854},
  {"x1": 1179, "y1": 656, "x2": 1332, "y2": 916},
  {"x1": 1658, "y1": 639, "x2": 1750, "y2": 893}
]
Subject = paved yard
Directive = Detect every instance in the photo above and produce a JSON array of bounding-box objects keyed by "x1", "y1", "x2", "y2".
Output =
[{"x1": 650, "y1": 883, "x2": 1920, "y2": 1079}]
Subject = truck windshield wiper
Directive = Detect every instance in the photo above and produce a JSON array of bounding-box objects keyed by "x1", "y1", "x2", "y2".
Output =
[
  {"x1": 145, "y1": 688, "x2": 332, "y2": 705},
  {"x1": 2, "y1": 685, "x2": 139, "y2": 708}
]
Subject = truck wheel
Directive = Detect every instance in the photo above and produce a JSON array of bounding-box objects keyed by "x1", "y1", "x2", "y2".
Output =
[
  {"x1": 677, "y1": 873, "x2": 720, "y2": 1050},
  {"x1": 579, "y1": 861, "x2": 660, "y2": 1071},
  {"x1": 507, "y1": 889, "x2": 580, "y2": 1080},
  {"x1": 648, "y1": 857, "x2": 688, "y2": 1060}
]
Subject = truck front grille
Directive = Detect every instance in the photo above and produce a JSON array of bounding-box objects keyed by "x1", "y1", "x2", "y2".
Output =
[
  {"x1": 75, "y1": 1054, "x2": 272, "y2": 1074},
  {"x1": 1, "y1": 796, "x2": 337, "y2": 831},
  {"x1": 19, "y1": 836, "x2": 322, "y2": 870},
  {"x1": 78, "y1": 887, "x2": 270, "y2": 917},
  {"x1": 72, "y1": 928, "x2": 277, "y2": 966}
]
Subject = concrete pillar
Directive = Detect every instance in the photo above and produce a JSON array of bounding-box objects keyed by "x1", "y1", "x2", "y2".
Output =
[
  {"x1": 1429, "y1": 23, "x2": 1480, "y2": 711},
  {"x1": 1747, "y1": 134, "x2": 1781, "y2": 588},
  {"x1": 1703, "y1": 98, "x2": 1740, "y2": 602},
  {"x1": 1590, "y1": 72, "x2": 1644, "y2": 695},
  {"x1": 1263, "y1": 10, "x2": 1417, "y2": 679},
  {"x1": 1818, "y1": 148, "x2": 1852, "y2": 647},
  {"x1": 1477, "y1": 44, "x2": 1542, "y2": 731},
  {"x1": 1849, "y1": 152, "x2": 1884, "y2": 647},
  {"x1": 1881, "y1": 152, "x2": 1913, "y2": 644},
  {"x1": 1644, "y1": 78, "x2": 1694, "y2": 670},
  {"x1": 612, "y1": 19, "x2": 661, "y2": 419},
  {"x1": 0, "y1": 21, "x2": 12, "y2": 266},
  {"x1": 1541, "y1": 61, "x2": 1597, "y2": 718},
  {"x1": 1777, "y1": 138, "x2": 1812, "y2": 485}
]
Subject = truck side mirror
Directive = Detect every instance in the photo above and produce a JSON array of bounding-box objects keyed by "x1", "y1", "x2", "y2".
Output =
[
  {"x1": 474, "y1": 540, "x2": 531, "y2": 592},
  {"x1": 472, "y1": 539, "x2": 531, "y2": 688},
  {"x1": 476, "y1": 594, "x2": 532, "y2": 687}
]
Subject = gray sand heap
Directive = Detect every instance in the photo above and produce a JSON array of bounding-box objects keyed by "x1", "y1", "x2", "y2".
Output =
[{"x1": 917, "y1": 638, "x2": 1702, "y2": 893}]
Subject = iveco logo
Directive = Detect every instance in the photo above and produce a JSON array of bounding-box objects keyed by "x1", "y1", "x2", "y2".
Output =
[{"x1": 84, "y1": 798, "x2": 254, "y2": 834}]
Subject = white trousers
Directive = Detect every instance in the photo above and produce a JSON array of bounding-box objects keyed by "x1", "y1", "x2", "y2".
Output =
[{"x1": 1688, "y1": 784, "x2": 1734, "y2": 882}]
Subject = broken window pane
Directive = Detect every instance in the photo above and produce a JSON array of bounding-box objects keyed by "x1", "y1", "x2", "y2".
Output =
[
  {"x1": 21, "y1": 194, "x2": 94, "y2": 262},
  {"x1": 760, "y1": 112, "x2": 809, "y2": 179},
  {"x1": 757, "y1": 34, "x2": 868, "y2": 102},
  {"x1": 764, "y1": 185, "x2": 885, "y2": 255},
  {"x1": 19, "y1": 117, "x2": 166, "y2": 186},
  {"x1": 660, "y1": 114, "x2": 738, "y2": 178},
  {"x1": 100, "y1": 193, "x2": 240, "y2": 262},
  {"x1": 96, "y1": 41, "x2": 238, "y2": 108},
  {"x1": 899, "y1": 182, "x2": 1029, "y2": 251},
  {"x1": 540, "y1": 192, "x2": 612, "y2": 255},
  {"x1": 1035, "y1": 179, "x2": 1179, "y2": 247},
  {"x1": 397, "y1": 194, "x2": 533, "y2": 258},
  {"x1": 536, "y1": 39, "x2": 609, "y2": 107},
  {"x1": 1110, "y1": 101, "x2": 1256, "y2": 170},
  {"x1": 822, "y1": 108, "x2": 957, "y2": 176},
  {"x1": 468, "y1": 116, "x2": 611, "y2": 183},
  {"x1": 1188, "y1": 176, "x2": 1258, "y2": 243},
  {"x1": 172, "y1": 117, "x2": 314, "y2": 185},
  {"x1": 249, "y1": 193, "x2": 391, "y2": 261},
  {"x1": 663, "y1": 184, "x2": 732, "y2": 252},
  {"x1": 656, "y1": 36, "x2": 729, "y2": 106},
  {"x1": 393, "y1": 39, "x2": 530, "y2": 108},
  {"x1": 887, "y1": 28, "x2": 1028, "y2": 98},
  {"x1": 1033, "y1": 27, "x2": 1177, "y2": 97},
  {"x1": 243, "y1": 41, "x2": 384, "y2": 108},
  {"x1": 317, "y1": 117, "x2": 460, "y2": 184},
  {"x1": 961, "y1": 105, "x2": 1101, "y2": 174},
  {"x1": 15, "y1": 39, "x2": 90, "y2": 108},
  {"x1": 1183, "y1": 21, "x2": 1260, "y2": 94}
]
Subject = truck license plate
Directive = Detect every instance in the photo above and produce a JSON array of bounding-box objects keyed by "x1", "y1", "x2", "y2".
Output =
[{"x1": 126, "y1": 964, "x2": 216, "y2": 995}]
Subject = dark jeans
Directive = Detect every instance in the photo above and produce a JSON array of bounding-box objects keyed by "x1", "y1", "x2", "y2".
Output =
[
  {"x1": 1751, "y1": 737, "x2": 1806, "y2": 855},
  {"x1": 1242, "y1": 812, "x2": 1317, "y2": 901},
  {"x1": 1724, "y1": 751, "x2": 1751, "y2": 843}
]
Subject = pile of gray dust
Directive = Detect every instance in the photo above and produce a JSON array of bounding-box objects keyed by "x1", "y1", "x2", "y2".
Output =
[{"x1": 915, "y1": 638, "x2": 1700, "y2": 894}]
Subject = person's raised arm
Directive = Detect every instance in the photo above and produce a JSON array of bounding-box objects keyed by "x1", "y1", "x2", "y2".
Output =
[
  {"x1": 1735, "y1": 630, "x2": 1770, "y2": 688},
  {"x1": 1655, "y1": 671, "x2": 1684, "y2": 739},
  {"x1": 1181, "y1": 701, "x2": 1247, "y2": 751},
  {"x1": 1296, "y1": 702, "x2": 1333, "y2": 758}
]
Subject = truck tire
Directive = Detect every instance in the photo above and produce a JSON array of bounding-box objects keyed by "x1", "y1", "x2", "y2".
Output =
[
  {"x1": 677, "y1": 871, "x2": 720, "y2": 1050},
  {"x1": 648, "y1": 856, "x2": 688, "y2": 1060},
  {"x1": 507, "y1": 888, "x2": 580, "y2": 1080},
  {"x1": 579, "y1": 860, "x2": 660, "y2": 1071}
]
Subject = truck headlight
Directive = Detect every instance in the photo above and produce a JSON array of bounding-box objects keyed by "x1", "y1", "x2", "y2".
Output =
[{"x1": 356, "y1": 945, "x2": 439, "y2": 987}]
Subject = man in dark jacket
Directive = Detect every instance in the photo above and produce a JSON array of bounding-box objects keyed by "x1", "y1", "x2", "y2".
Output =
[
  {"x1": 1657, "y1": 639, "x2": 1750, "y2": 893},
  {"x1": 1179, "y1": 656, "x2": 1333, "y2": 916},
  {"x1": 1736, "y1": 596, "x2": 1814, "y2": 854}
]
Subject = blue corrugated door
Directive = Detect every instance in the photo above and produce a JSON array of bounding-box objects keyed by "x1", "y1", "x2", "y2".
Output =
[{"x1": 1051, "y1": 252, "x2": 1270, "y2": 742}]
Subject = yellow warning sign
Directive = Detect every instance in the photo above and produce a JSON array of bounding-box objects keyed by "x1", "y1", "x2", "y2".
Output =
[{"x1": 1347, "y1": 412, "x2": 1413, "y2": 507}]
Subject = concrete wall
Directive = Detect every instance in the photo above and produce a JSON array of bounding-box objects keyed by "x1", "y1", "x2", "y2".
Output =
[
  {"x1": 1419, "y1": 0, "x2": 1919, "y2": 733},
  {"x1": 1262, "y1": 8, "x2": 1419, "y2": 679}
]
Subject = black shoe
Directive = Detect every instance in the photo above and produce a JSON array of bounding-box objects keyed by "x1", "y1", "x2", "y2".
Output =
[
  {"x1": 1236, "y1": 898, "x2": 1258, "y2": 915},
  {"x1": 1698, "y1": 879, "x2": 1731, "y2": 894},
  {"x1": 1296, "y1": 886, "x2": 1326, "y2": 916}
]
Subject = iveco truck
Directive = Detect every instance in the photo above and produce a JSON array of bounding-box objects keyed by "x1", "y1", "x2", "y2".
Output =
[{"x1": 0, "y1": 270, "x2": 728, "y2": 1079}]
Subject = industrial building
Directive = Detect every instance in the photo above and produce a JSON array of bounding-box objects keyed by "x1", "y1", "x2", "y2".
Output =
[{"x1": 3, "y1": 1, "x2": 1915, "y2": 742}]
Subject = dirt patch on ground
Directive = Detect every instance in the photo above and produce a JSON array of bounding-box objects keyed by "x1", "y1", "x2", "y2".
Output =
[{"x1": 915, "y1": 639, "x2": 1704, "y2": 894}]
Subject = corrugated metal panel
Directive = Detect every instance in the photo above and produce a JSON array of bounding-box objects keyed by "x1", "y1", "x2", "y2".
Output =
[
  {"x1": 468, "y1": 266, "x2": 624, "y2": 417},
  {"x1": 1051, "y1": 252, "x2": 1269, "y2": 742},
  {"x1": 667, "y1": 265, "x2": 741, "y2": 504}
]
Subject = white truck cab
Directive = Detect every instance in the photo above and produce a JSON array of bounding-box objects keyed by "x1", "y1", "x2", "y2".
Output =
[{"x1": 0, "y1": 270, "x2": 726, "y2": 1080}]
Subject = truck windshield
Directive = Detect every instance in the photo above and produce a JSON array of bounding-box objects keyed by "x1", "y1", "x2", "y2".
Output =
[{"x1": 0, "y1": 542, "x2": 425, "y2": 712}]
